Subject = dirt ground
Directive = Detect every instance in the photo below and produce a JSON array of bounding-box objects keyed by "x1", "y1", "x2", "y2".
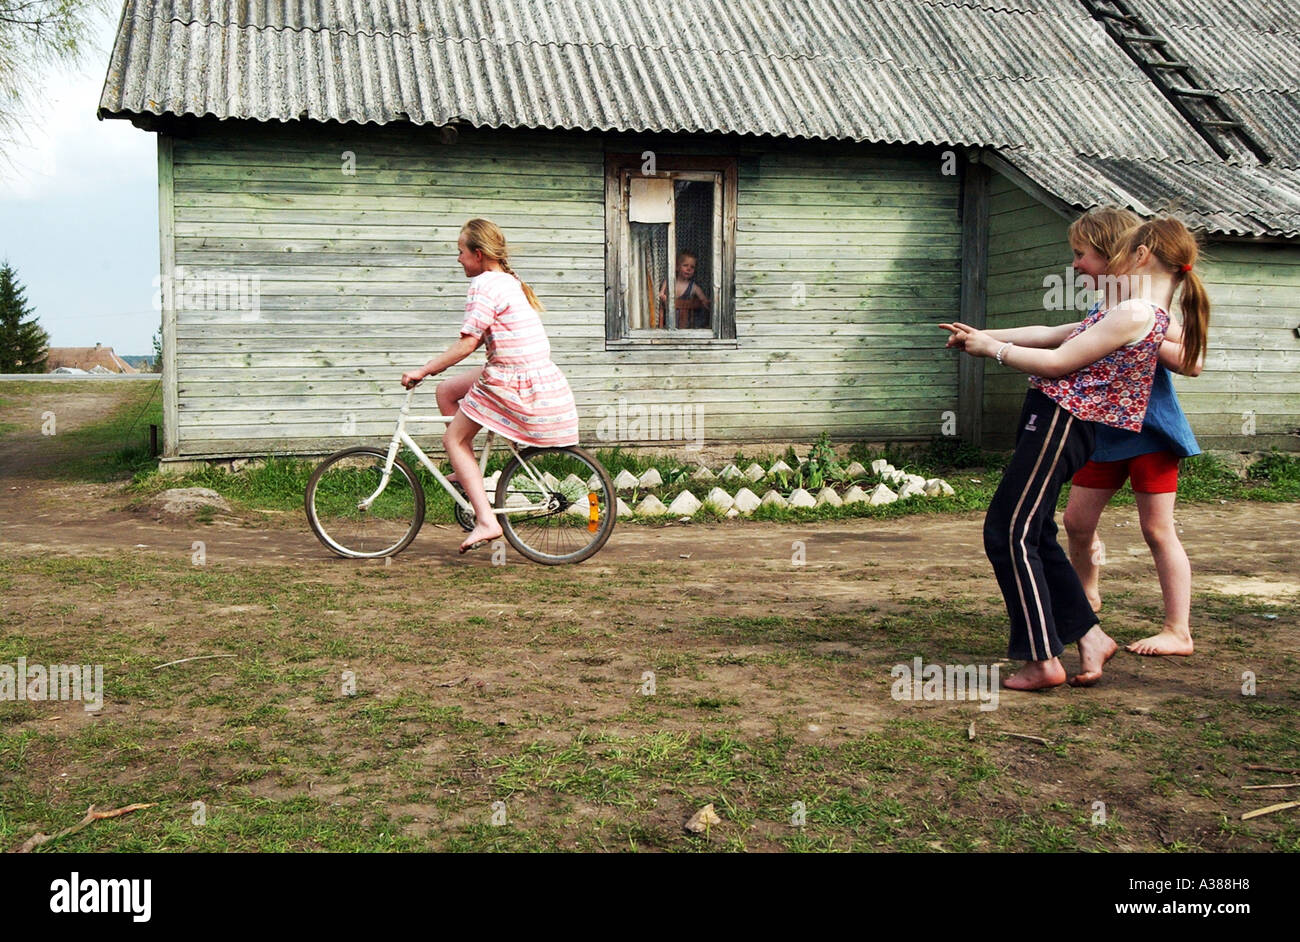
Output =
[{"x1": 1, "y1": 384, "x2": 1298, "y2": 852}]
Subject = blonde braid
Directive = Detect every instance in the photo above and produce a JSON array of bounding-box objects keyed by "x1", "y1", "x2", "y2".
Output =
[
  {"x1": 499, "y1": 259, "x2": 545, "y2": 313},
  {"x1": 461, "y1": 217, "x2": 546, "y2": 313}
]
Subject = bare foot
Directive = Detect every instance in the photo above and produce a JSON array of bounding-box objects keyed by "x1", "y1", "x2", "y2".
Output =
[
  {"x1": 1002, "y1": 658, "x2": 1067, "y2": 691},
  {"x1": 459, "y1": 522, "x2": 503, "y2": 554},
  {"x1": 1127, "y1": 628, "x2": 1194, "y2": 657},
  {"x1": 1069, "y1": 625, "x2": 1118, "y2": 687},
  {"x1": 1085, "y1": 592, "x2": 1102, "y2": 614}
]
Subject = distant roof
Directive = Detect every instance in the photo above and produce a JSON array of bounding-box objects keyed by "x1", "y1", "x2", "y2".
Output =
[
  {"x1": 97, "y1": 0, "x2": 1300, "y2": 237},
  {"x1": 46, "y1": 346, "x2": 137, "y2": 374}
]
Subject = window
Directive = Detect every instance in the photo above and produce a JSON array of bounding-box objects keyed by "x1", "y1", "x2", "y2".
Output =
[{"x1": 604, "y1": 154, "x2": 737, "y2": 345}]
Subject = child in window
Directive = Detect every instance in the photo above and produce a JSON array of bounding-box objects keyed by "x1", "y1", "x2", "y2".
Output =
[{"x1": 657, "y1": 251, "x2": 711, "y2": 328}]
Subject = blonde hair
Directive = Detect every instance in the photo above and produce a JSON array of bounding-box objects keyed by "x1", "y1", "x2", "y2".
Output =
[
  {"x1": 460, "y1": 218, "x2": 545, "y2": 312},
  {"x1": 1109, "y1": 217, "x2": 1210, "y2": 375},
  {"x1": 1068, "y1": 206, "x2": 1141, "y2": 259}
]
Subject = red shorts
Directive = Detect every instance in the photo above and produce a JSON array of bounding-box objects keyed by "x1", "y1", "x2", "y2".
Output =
[{"x1": 1071, "y1": 450, "x2": 1181, "y2": 494}]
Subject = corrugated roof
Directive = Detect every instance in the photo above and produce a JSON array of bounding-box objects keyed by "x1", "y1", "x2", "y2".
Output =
[
  {"x1": 1122, "y1": 0, "x2": 1297, "y2": 35},
  {"x1": 998, "y1": 149, "x2": 1300, "y2": 239},
  {"x1": 1123, "y1": 0, "x2": 1300, "y2": 166},
  {"x1": 98, "y1": 0, "x2": 1219, "y2": 159},
  {"x1": 97, "y1": 0, "x2": 1300, "y2": 237}
]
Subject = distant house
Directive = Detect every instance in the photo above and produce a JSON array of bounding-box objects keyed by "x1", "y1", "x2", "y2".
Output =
[
  {"x1": 44, "y1": 344, "x2": 137, "y2": 374},
  {"x1": 97, "y1": 0, "x2": 1300, "y2": 462}
]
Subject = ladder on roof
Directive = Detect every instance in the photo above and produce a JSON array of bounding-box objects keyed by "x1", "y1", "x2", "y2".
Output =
[{"x1": 1080, "y1": 0, "x2": 1270, "y2": 162}]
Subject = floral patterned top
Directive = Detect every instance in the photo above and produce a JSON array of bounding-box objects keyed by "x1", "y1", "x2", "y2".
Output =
[{"x1": 1028, "y1": 301, "x2": 1169, "y2": 432}]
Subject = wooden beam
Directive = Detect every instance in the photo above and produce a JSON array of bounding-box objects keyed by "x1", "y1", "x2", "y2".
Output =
[
  {"x1": 720, "y1": 157, "x2": 739, "y2": 342},
  {"x1": 603, "y1": 150, "x2": 624, "y2": 343},
  {"x1": 158, "y1": 133, "x2": 179, "y2": 458},
  {"x1": 959, "y1": 158, "x2": 990, "y2": 447},
  {"x1": 981, "y1": 151, "x2": 1078, "y2": 221}
]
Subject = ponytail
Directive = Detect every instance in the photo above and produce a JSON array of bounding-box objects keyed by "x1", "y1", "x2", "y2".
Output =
[
  {"x1": 460, "y1": 217, "x2": 546, "y2": 313},
  {"x1": 1177, "y1": 269, "x2": 1209, "y2": 375},
  {"x1": 1110, "y1": 216, "x2": 1210, "y2": 375}
]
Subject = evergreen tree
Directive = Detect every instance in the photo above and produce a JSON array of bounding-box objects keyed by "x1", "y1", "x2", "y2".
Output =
[{"x1": 0, "y1": 261, "x2": 49, "y2": 372}]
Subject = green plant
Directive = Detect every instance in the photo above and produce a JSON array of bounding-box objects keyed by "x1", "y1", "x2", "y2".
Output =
[
  {"x1": 917, "y1": 436, "x2": 993, "y2": 469},
  {"x1": 801, "y1": 431, "x2": 843, "y2": 491},
  {"x1": 662, "y1": 466, "x2": 691, "y2": 489},
  {"x1": 1249, "y1": 450, "x2": 1300, "y2": 487}
]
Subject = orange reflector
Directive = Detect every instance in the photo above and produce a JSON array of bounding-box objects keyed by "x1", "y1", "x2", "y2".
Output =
[{"x1": 587, "y1": 492, "x2": 599, "y2": 532}]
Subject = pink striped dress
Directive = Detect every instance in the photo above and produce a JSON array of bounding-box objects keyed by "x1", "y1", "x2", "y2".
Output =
[{"x1": 457, "y1": 271, "x2": 580, "y2": 447}]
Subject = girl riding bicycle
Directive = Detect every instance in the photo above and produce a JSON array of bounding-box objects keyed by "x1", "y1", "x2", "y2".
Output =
[{"x1": 401, "y1": 219, "x2": 580, "y2": 554}]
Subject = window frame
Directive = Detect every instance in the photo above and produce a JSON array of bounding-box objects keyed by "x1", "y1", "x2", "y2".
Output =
[{"x1": 604, "y1": 152, "x2": 738, "y2": 348}]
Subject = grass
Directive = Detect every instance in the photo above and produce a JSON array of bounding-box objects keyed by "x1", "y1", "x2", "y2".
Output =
[
  {"x1": 0, "y1": 716, "x2": 1057, "y2": 852},
  {"x1": 2, "y1": 544, "x2": 1297, "y2": 852},
  {"x1": 3, "y1": 378, "x2": 1290, "y2": 518},
  {"x1": 0, "y1": 379, "x2": 162, "y2": 481},
  {"x1": 4, "y1": 380, "x2": 1298, "y2": 511}
]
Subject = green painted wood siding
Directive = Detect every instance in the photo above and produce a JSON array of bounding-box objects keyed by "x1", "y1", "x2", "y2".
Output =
[
  {"x1": 164, "y1": 123, "x2": 962, "y2": 458},
  {"x1": 729, "y1": 146, "x2": 960, "y2": 440},
  {"x1": 1187, "y1": 242, "x2": 1300, "y2": 450},
  {"x1": 168, "y1": 124, "x2": 604, "y2": 458},
  {"x1": 984, "y1": 173, "x2": 1300, "y2": 452},
  {"x1": 983, "y1": 174, "x2": 1072, "y2": 448}
]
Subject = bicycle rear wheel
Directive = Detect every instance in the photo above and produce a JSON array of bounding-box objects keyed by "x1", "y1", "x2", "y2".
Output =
[
  {"x1": 305, "y1": 446, "x2": 425, "y2": 558},
  {"x1": 495, "y1": 446, "x2": 616, "y2": 564}
]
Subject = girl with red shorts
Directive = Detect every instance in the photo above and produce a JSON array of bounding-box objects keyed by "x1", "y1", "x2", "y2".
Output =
[{"x1": 1064, "y1": 314, "x2": 1203, "y2": 659}]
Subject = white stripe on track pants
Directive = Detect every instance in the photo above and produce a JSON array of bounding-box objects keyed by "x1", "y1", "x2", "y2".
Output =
[{"x1": 983, "y1": 388, "x2": 1100, "y2": 661}]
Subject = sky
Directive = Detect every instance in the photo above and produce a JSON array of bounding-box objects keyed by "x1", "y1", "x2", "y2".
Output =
[{"x1": 0, "y1": 7, "x2": 160, "y2": 358}]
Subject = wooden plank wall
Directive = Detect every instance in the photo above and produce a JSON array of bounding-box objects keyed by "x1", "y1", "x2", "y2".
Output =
[
  {"x1": 983, "y1": 174, "x2": 1074, "y2": 447},
  {"x1": 1186, "y1": 241, "x2": 1300, "y2": 450},
  {"x1": 957, "y1": 161, "x2": 990, "y2": 445},
  {"x1": 984, "y1": 172, "x2": 1300, "y2": 452},
  {"x1": 170, "y1": 123, "x2": 604, "y2": 457},
  {"x1": 730, "y1": 143, "x2": 961, "y2": 441},
  {"x1": 166, "y1": 122, "x2": 962, "y2": 457}
]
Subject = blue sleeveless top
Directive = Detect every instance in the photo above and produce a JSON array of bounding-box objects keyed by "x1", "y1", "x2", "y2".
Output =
[
  {"x1": 1079, "y1": 298, "x2": 1200, "y2": 461},
  {"x1": 1092, "y1": 366, "x2": 1200, "y2": 461}
]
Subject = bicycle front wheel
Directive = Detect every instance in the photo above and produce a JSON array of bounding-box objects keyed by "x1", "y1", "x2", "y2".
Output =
[
  {"x1": 305, "y1": 446, "x2": 425, "y2": 558},
  {"x1": 495, "y1": 446, "x2": 616, "y2": 565}
]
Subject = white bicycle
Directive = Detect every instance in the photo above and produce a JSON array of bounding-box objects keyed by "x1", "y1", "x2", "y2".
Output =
[{"x1": 305, "y1": 387, "x2": 616, "y2": 564}]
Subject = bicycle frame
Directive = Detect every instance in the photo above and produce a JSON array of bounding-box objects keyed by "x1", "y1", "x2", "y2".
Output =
[{"x1": 357, "y1": 387, "x2": 555, "y2": 516}]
